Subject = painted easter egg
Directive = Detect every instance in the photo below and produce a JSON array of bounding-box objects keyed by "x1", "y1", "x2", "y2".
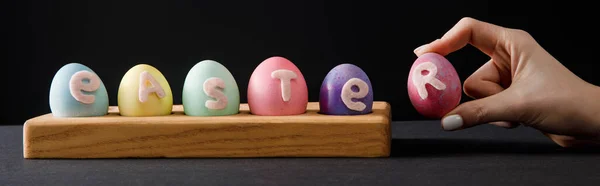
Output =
[
  {"x1": 49, "y1": 63, "x2": 109, "y2": 117},
  {"x1": 247, "y1": 56, "x2": 308, "y2": 115},
  {"x1": 319, "y1": 63, "x2": 373, "y2": 115},
  {"x1": 117, "y1": 64, "x2": 173, "y2": 116},
  {"x1": 407, "y1": 52, "x2": 461, "y2": 118},
  {"x1": 182, "y1": 60, "x2": 240, "y2": 116}
]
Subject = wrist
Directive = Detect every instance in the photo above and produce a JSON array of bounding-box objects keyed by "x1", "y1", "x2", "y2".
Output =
[{"x1": 579, "y1": 83, "x2": 600, "y2": 139}]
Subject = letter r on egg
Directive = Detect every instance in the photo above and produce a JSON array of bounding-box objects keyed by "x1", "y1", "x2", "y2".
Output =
[
  {"x1": 412, "y1": 62, "x2": 446, "y2": 100},
  {"x1": 271, "y1": 69, "x2": 297, "y2": 102}
]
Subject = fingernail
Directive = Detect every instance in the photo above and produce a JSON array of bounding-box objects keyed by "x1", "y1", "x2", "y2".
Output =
[
  {"x1": 442, "y1": 114, "x2": 463, "y2": 131},
  {"x1": 413, "y1": 44, "x2": 428, "y2": 54}
]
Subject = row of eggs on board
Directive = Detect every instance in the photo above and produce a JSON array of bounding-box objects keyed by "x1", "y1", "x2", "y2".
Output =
[{"x1": 49, "y1": 53, "x2": 461, "y2": 118}]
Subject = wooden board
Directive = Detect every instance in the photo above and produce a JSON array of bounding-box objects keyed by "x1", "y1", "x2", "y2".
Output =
[{"x1": 23, "y1": 101, "x2": 391, "y2": 158}]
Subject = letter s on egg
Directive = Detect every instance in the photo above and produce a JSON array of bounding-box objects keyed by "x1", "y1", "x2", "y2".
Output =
[{"x1": 203, "y1": 77, "x2": 228, "y2": 110}]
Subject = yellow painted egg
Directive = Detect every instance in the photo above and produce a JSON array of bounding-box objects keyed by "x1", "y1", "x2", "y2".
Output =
[{"x1": 117, "y1": 64, "x2": 173, "y2": 116}]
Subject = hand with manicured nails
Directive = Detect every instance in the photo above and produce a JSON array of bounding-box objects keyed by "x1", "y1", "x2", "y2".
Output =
[{"x1": 413, "y1": 17, "x2": 600, "y2": 147}]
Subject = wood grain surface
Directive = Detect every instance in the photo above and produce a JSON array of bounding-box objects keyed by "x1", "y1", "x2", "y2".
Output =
[{"x1": 23, "y1": 102, "x2": 391, "y2": 158}]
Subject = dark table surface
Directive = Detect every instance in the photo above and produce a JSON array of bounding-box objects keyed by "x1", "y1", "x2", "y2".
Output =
[{"x1": 2, "y1": 121, "x2": 600, "y2": 186}]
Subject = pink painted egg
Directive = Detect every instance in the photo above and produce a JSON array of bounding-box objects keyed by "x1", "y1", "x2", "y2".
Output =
[
  {"x1": 247, "y1": 56, "x2": 308, "y2": 115},
  {"x1": 407, "y1": 52, "x2": 461, "y2": 118}
]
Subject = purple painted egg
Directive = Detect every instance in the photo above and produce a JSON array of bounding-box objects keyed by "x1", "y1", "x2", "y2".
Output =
[{"x1": 319, "y1": 63, "x2": 373, "y2": 115}]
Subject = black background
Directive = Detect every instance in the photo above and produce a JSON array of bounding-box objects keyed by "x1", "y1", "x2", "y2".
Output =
[{"x1": 2, "y1": 0, "x2": 598, "y2": 124}]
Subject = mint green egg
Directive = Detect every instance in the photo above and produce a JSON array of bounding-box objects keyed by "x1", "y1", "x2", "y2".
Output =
[
  {"x1": 49, "y1": 63, "x2": 109, "y2": 117},
  {"x1": 182, "y1": 60, "x2": 240, "y2": 116}
]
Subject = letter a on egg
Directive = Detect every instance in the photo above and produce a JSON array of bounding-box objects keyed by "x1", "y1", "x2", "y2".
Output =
[
  {"x1": 138, "y1": 71, "x2": 166, "y2": 103},
  {"x1": 412, "y1": 62, "x2": 446, "y2": 100},
  {"x1": 118, "y1": 64, "x2": 173, "y2": 116},
  {"x1": 271, "y1": 69, "x2": 297, "y2": 102}
]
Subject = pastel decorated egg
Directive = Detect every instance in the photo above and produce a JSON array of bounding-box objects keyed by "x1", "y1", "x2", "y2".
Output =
[
  {"x1": 182, "y1": 60, "x2": 240, "y2": 116},
  {"x1": 319, "y1": 63, "x2": 373, "y2": 115},
  {"x1": 117, "y1": 64, "x2": 173, "y2": 116},
  {"x1": 49, "y1": 63, "x2": 109, "y2": 117},
  {"x1": 247, "y1": 56, "x2": 308, "y2": 115},
  {"x1": 407, "y1": 52, "x2": 461, "y2": 118}
]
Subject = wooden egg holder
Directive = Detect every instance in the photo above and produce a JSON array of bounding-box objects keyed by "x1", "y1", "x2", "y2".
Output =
[{"x1": 23, "y1": 101, "x2": 391, "y2": 158}]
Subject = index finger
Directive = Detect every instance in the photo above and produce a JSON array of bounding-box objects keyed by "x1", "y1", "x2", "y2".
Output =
[{"x1": 413, "y1": 17, "x2": 507, "y2": 57}]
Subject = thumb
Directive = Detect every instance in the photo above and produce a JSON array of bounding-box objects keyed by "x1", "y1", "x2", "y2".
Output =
[{"x1": 441, "y1": 90, "x2": 521, "y2": 131}]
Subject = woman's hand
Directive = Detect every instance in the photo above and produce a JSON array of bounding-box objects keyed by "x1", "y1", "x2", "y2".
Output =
[{"x1": 414, "y1": 17, "x2": 600, "y2": 147}]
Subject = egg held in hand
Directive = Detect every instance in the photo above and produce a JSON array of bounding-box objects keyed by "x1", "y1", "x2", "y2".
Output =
[{"x1": 407, "y1": 53, "x2": 461, "y2": 118}]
